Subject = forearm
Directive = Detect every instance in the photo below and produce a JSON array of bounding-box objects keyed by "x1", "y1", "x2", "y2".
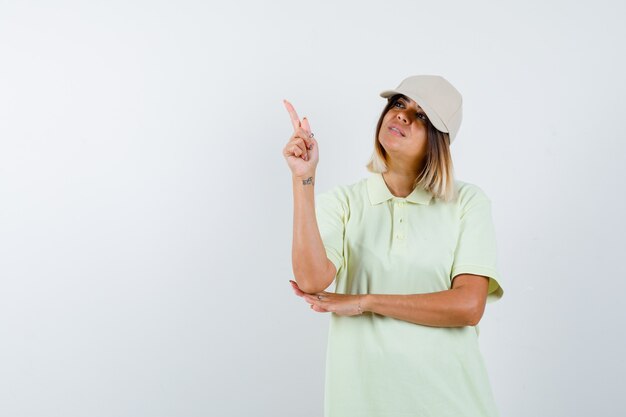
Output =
[
  {"x1": 362, "y1": 289, "x2": 476, "y2": 327},
  {"x1": 291, "y1": 173, "x2": 333, "y2": 293}
]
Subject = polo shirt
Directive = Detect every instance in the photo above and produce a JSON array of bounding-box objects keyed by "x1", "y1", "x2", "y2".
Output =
[{"x1": 315, "y1": 172, "x2": 503, "y2": 417}]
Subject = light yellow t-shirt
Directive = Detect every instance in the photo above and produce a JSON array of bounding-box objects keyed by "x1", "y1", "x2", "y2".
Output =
[{"x1": 315, "y1": 172, "x2": 503, "y2": 417}]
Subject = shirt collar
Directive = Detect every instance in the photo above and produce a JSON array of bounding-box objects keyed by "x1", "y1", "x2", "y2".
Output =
[{"x1": 367, "y1": 173, "x2": 433, "y2": 206}]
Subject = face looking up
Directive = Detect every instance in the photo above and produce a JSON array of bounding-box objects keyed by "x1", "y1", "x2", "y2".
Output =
[{"x1": 378, "y1": 95, "x2": 430, "y2": 169}]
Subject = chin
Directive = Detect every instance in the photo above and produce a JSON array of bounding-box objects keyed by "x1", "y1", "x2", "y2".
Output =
[{"x1": 380, "y1": 136, "x2": 402, "y2": 151}]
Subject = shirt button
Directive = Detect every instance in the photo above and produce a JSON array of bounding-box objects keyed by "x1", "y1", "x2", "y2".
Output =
[
  {"x1": 396, "y1": 233, "x2": 404, "y2": 240},
  {"x1": 399, "y1": 218, "x2": 403, "y2": 223}
]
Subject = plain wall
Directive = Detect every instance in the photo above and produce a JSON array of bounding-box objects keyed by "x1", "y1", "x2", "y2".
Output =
[{"x1": 1, "y1": 1, "x2": 625, "y2": 416}]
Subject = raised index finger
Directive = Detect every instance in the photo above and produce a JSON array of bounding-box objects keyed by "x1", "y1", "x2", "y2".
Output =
[{"x1": 283, "y1": 99, "x2": 301, "y2": 131}]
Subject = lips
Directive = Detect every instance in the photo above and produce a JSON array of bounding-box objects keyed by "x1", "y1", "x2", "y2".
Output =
[{"x1": 388, "y1": 124, "x2": 405, "y2": 137}]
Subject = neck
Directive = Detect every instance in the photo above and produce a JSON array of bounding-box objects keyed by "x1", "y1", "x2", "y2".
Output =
[{"x1": 382, "y1": 170, "x2": 419, "y2": 198}]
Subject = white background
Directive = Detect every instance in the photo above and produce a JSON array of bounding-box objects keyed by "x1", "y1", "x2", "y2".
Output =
[{"x1": 1, "y1": 1, "x2": 625, "y2": 416}]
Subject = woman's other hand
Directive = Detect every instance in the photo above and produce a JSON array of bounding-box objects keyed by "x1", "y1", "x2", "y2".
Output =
[
  {"x1": 282, "y1": 99, "x2": 319, "y2": 178},
  {"x1": 289, "y1": 280, "x2": 364, "y2": 316}
]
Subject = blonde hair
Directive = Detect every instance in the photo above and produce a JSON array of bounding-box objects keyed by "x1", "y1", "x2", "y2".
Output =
[{"x1": 366, "y1": 95, "x2": 458, "y2": 203}]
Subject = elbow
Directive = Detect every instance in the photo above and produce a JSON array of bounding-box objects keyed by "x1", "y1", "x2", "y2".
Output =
[
  {"x1": 293, "y1": 274, "x2": 328, "y2": 294},
  {"x1": 291, "y1": 269, "x2": 324, "y2": 294},
  {"x1": 293, "y1": 261, "x2": 335, "y2": 294},
  {"x1": 466, "y1": 314, "x2": 481, "y2": 327},
  {"x1": 292, "y1": 270, "x2": 321, "y2": 294},
  {"x1": 465, "y1": 303, "x2": 486, "y2": 327},
  {"x1": 297, "y1": 281, "x2": 327, "y2": 294}
]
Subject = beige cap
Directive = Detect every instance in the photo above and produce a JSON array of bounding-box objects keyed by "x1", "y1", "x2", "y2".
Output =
[{"x1": 380, "y1": 75, "x2": 463, "y2": 143}]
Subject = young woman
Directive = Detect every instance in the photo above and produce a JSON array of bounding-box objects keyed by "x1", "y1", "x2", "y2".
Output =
[{"x1": 283, "y1": 75, "x2": 504, "y2": 417}]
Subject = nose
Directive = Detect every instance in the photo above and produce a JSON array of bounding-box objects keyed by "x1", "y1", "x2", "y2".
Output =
[{"x1": 396, "y1": 111, "x2": 409, "y2": 124}]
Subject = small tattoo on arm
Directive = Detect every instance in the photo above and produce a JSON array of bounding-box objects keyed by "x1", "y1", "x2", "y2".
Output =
[{"x1": 302, "y1": 176, "x2": 314, "y2": 186}]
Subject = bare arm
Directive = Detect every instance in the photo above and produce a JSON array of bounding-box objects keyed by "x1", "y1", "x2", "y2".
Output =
[
  {"x1": 364, "y1": 274, "x2": 489, "y2": 326},
  {"x1": 291, "y1": 173, "x2": 336, "y2": 294},
  {"x1": 302, "y1": 274, "x2": 489, "y2": 327},
  {"x1": 282, "y1": 99, "x2": 335, "y2": 294}
]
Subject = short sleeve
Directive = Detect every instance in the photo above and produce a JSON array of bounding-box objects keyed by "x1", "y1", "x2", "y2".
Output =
[
  {"x1": 450, "y1": 187, "x2": 504, "y2": 303},
  {"x1": 315, "y1": 189, "x2": 346, "y2": 277}
]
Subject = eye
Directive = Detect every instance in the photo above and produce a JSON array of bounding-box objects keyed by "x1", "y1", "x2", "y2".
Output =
[
  {"x1": 416, "y1": 113, "x2": 427, "y2": 121},
  {"x1": 393, "y1": 101, "x2": 406, "y2": 108}
]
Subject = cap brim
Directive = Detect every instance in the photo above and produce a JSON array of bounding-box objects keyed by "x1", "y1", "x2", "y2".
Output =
[{"x1": 379, "y1": 89, "x2": 448, "y2": 134}]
